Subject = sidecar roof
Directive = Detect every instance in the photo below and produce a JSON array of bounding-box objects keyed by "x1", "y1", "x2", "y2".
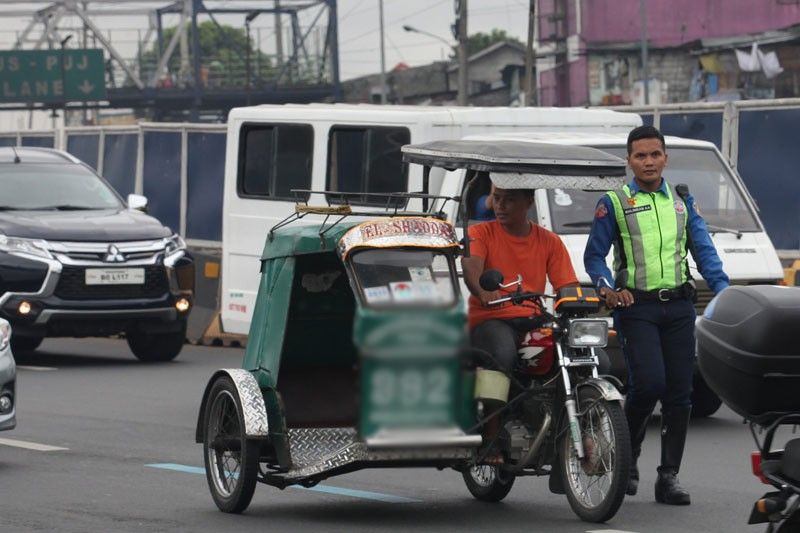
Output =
[
  {"x1": 401, "y1": 139, "x2": 627, "y2": 190},
  {"x1": 261, "y1": 221, "x2": 360, "y2": 261}
]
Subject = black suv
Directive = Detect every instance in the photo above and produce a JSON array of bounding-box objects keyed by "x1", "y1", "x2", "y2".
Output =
[{"x1": 0, "y1": 147, "x2": 194, "y2": 361}]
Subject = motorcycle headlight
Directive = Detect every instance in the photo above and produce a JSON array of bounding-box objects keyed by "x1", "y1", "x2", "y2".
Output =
[
  {"x1": 164, "y1": 234, "x2": 187, "y2": 256},
  {"x1": 0, "y1": 234, "x2": 52, "y2": 260},
  {"x1": 0, "y1": 321, "x2": 10, "y2": 352},
  {"x1": 567, "y1": 319, "x2": 608, "y2": 348}
]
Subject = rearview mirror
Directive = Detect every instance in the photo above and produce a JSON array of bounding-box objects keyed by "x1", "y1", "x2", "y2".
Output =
[
  {"x1": 127, "y1": 193, "x2": 148, "y2": 212},
  {"x1": 479, "y1": 270, "x2": 504, "y2": 291}
]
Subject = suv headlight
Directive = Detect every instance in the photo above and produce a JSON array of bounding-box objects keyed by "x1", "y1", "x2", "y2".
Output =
[
  {"x1": 163, "y1": 234, "x2": 186, "y2": 256},
  {"x1": 567, "y1": 319, "x2": 608, "y2": 348},
  {"x1": 0, "y1": 234, "x2": 52, "y2": 260},
  {"x1": 0, "y1": 321, "x2": 10, "y2": 352}
]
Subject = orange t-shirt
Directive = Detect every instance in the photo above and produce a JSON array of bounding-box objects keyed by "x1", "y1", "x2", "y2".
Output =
[{"x1": 467, "y1": 221, "x2": 578, "y2": 328}]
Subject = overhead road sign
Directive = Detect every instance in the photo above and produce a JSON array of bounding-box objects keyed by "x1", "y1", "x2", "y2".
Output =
[{"x1": 0, "y1": 49, "x2": 107, "y2": 104}]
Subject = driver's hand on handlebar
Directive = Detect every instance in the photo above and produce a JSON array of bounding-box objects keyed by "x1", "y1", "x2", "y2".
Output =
[
  {"x1": 600, "y1": 287, "x2": 634, "y2": 309},
  {"x1": 478, "y1": 290, "x2": 502, "y2": 307}
]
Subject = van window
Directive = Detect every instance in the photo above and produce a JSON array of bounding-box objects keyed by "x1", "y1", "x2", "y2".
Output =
[
  {"x1": 326, "y1": 126, "x2": 410, "y2": 206},
  {"x1": 237, "y1": 123, "x2": 313, "y2": 201},
  {"x1": 458, "y1": 171, "x2": 537, "y2": 224},
  {"x1": 547, "y1": 146, "x2": 760, "y2": 234}
]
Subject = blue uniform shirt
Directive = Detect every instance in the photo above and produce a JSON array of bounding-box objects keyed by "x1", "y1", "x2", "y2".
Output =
[{"x1": 584, "y1": 178, "x2": 730, "y2": 294}]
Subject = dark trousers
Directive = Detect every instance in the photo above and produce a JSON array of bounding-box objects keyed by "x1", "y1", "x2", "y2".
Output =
[
  {"x1": 471, "y1": 319, "x2": 527, "y2": 373},
  {"x1": 617, "y1": 298, "x2": 696, "y2": 413}
]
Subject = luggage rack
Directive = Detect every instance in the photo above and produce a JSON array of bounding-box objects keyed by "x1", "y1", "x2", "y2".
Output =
[{"x1": 267, "y1": 189, "x2": 460, "y2": 241}]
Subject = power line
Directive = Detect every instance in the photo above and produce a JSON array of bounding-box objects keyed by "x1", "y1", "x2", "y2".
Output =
[{"x1": 340, "y1": 0, "x2": 450, "y2": 45}]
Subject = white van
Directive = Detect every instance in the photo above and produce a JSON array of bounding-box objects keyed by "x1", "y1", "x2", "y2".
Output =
[{"x1": 221, "y1": 104, "x2": 641, "y2": 335}]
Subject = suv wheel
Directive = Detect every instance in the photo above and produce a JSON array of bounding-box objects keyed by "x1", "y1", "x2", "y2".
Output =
[
  {"x1": 10, "y1": 335, "x2": 44, "y2": 356},
  {"x1": 127, "y1": 325, "x2": 186, "y2": 362}
]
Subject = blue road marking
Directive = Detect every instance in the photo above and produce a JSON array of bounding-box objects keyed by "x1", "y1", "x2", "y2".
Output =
[{"x1": 146, "y1": 463, "x2": 420, "y2": 503}]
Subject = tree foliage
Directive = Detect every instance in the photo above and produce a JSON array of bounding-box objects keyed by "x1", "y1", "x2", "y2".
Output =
[{"x1": 140, "y1": 21, "x2": 273, "y2": 86}]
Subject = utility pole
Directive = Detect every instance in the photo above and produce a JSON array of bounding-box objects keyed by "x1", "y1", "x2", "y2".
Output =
[
  {"x1": 275, "y1": 0, "x2": 283, "y2": 74},
  {"x1": 639, "y1": 0, "x2": 649, "y2": 104},
  {"x1": 456, "y1": 0, "x2": 468, "y2": 106},
  {"x1": 378, "y1": 0, "x2": 387, "y2": 104},
  {"x1": 524, "y1": 0, "x2": 535, "y2": 106}
]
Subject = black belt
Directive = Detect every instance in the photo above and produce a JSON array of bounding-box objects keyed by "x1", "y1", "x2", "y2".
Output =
[{"x1": 630, "y1": 284, "x2": 694, "y2": 303}]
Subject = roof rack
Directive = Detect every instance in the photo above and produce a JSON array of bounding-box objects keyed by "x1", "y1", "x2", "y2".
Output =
[{"x1": 267, "y1": 189, "x2": 460, "y2": 242}]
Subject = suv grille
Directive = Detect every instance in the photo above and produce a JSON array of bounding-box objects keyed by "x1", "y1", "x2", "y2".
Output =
[{"x1": 54, "y1": 266, "x2": 169, "y2": 300}]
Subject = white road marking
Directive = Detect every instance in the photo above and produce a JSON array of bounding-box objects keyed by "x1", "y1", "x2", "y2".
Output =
[
  {"x1": 587, "y1": 529, "x2": 641, "y2": 533},
  {"x1": 16, "y1": 365, "x2": 58, "y2": 372},
  {"x1": 0, "y1": 437, "x2": 69, "y2": 452}
]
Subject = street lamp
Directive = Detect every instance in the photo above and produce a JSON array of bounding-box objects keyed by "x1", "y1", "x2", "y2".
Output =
[
  {"x1": 245, "y1": 11, "x2": 259, "y2": 105},
  {"x1": 403, "y1": 25, "x2": 458, "y2": 101},
  {"x1": 59, "y1": 34, "x2": 73, "y2": 124},
  {"x1": 402, "y1": 25, "x2": 452, "y2": 48}
]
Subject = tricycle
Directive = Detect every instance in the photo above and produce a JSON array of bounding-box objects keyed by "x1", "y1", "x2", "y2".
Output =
[{"x1": 196, "y1": 139, "x2": 632, "y2": 522}]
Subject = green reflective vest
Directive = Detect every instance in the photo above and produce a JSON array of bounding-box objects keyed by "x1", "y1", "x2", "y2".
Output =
[{"x1": 606, "y1": 183, "x2": 688, "y2": 291}]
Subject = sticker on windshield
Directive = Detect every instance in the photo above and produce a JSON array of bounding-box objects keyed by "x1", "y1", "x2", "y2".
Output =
[
  {"x1": 364, "y1": 286, "x2": 392, "y2": 303},
  {"x1": 408, "y1": 267, "x2": 433, "y2": 281},
  {"x1": 389, "y1": 281, "x2": 440, "y2": 303}
]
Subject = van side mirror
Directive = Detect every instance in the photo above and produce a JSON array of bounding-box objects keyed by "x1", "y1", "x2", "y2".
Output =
[{"x1": 127, "y1": 193, "x2": 148, "y2": 212}]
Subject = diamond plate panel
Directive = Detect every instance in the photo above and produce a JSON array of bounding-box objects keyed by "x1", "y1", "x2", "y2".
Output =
[
  {"x1": 280, "y1": 427, "x2": 473, "y2": 482},
  {"x1": 225, "y1": 368, "x2": 269, "y2": 437},
  {"x1": 490, "y1": 172, "x2": 626, "y2": 191}
]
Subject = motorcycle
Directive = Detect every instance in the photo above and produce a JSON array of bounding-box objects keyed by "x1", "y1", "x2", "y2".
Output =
[
  {"x1": 697, "y1": 285, "x2": 800, "y2": 533},
  {"x1": 464, "y1": 269, "x2": 631, "y2": 523}
]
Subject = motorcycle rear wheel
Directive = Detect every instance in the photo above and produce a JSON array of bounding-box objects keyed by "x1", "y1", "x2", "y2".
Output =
[
  {"x1": 462, "y1": 464, "x2": 516, "y2": 502},
  {"x1": 559, "y1": 388, "x2": 631, "y2": 523}
]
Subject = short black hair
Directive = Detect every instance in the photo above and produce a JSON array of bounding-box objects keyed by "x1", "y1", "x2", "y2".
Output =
[{"x1": 627, "y1": 125, "x2": 666, "y2": 154}]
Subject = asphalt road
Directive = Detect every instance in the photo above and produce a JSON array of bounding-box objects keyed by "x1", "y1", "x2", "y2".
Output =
[{"x1": 0, "y1": 338, "x2": 775, "y2": 533}]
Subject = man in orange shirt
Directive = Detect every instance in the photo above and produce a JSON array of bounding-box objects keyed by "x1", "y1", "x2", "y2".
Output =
[{"x1": 462, "y1": 187, "x2": 578, "y2": 450}]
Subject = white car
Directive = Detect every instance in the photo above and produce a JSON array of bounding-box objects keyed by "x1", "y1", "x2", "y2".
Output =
[{"x1": 0, "y1": 318, "x2": 16, "y2": 431}]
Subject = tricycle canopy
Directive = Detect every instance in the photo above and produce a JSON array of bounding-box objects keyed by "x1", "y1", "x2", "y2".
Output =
[{"x1": 401, "y1": 139, "x2": 628, "y2": 191}]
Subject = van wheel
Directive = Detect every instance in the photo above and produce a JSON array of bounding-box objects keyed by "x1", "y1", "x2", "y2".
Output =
[
  {"x1": 691, "y1": 372, "x2": 722, "y2": 418},
  {"x1": 127, "y1": 326, "x2": 186, "y2": 362},
  {"x1": 10, "y1": 335, "x2": 43, "y2": 356}
]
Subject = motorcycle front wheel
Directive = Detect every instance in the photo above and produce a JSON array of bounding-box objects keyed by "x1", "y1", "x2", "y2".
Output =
[
  {"x1": 462, "y1": 464, "x2": 516, "y2": 502},
  {"x1": 559, "y1": 388, "x2": 631, "y2": 523}
]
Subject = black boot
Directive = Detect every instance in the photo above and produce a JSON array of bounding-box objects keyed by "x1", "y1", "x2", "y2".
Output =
[
  {"x1": 625, "y1": 404, "x2": 652, "y2": 496},
  {"x1": 655, "y1": 407, "x2": 692, "y2": 505}
]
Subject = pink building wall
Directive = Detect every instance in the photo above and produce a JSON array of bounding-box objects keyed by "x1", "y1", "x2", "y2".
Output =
[
  {"x1": 536, "y1": 0, "x2": 800, "y2": 106},
  {"x1": 581, "y1": 0, "x2": 800, "y2": 46}
]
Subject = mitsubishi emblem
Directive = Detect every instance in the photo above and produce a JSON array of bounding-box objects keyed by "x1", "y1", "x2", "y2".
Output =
[{"x1": 104, "y1": 244, "x2": 125, "y2": 263}]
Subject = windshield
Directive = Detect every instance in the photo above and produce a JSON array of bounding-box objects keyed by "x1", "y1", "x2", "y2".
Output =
[
  {"x1": 0, "y1": 163, "x2": 123, "y2": 210},
  {"x1": 547, "y1": 146, "x2": 760, "y2": 234},
  {"x1": 350, "y1": 249, "x2": 457, "y2": 307}
]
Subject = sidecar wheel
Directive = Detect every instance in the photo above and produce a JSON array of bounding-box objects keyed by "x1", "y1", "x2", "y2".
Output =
[
  {"x1": 203, "y1": 375, "x2": 260, "y2": 513},
  {"x1": 559, "y1": 388, "x2": 631, "y2": 523},
  {"x1": 462, "y1": 464, "x2": 516, "y2": 502}
]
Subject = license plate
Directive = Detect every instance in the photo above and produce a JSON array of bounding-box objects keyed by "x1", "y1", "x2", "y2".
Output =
[
  {"x1": 85, "y1": 268, "x2": 145, "y2": 285},
  {"x1": 362, "y1": 361, "x2": 458, "y2": 435}
]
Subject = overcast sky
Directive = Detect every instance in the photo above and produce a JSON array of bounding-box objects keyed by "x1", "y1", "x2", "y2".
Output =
[
  {"x1": 0, "y1": 0, "x2": 532, "y2": 81},
  {"x1": 336, "y1": 0, "x2": 530, "y2": 79}
]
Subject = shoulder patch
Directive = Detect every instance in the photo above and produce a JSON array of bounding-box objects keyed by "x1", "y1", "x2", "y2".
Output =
[
  {"x1": 674, "y1": 200, "x2": 686, "y2": 215},
  {"x1": 595, "y1": 203, "x2": 608, "y2": 218}
]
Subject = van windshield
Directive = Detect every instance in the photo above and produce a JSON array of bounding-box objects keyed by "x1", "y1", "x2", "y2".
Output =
[
  {"x1": 547, "y1": 146, "x2": 760, "y2": 234},
  {"x1": 0, "y1": 163, "x2": 123, "y2": 210}
]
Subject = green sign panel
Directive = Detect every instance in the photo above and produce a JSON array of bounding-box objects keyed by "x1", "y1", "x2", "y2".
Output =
[{"x1": 0, "y1": 49, "x2": 107, "y2": 103}]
